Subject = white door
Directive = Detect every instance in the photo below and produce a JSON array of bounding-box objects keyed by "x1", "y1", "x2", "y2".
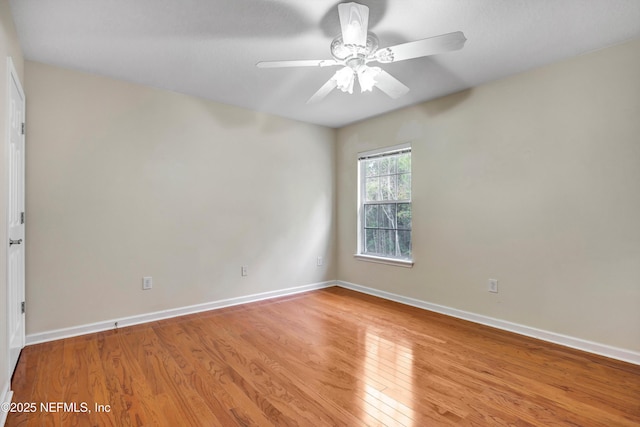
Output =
[{"x1": 7, "y1": 57, "x2": 25, "y2": 376}]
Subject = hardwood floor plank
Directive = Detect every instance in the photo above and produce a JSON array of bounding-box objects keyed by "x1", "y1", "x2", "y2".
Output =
[
  {"x1": 97, "y1": 331, "x2": 163, "y2": 426},
  {"x1": 191, "y1": 316, "x2": 350, "y2": 426},
  {"x1": 29, "y1": 340, "x2": 64, "y2": 427},
  {"x1": 59, "y1": 339, "x2": 92, "y2": 427},
  {"x1": 320, "y1": 288, "x2": 640, "y2": 419},
  {"x1": 153, "y1": 320, "x2": 276, "y2": 427},
  {"x1": 210, "y1": 305, "x2": 393, "y2": 425},
  {"x1": 84, "y1": 338, "x2": 120, "y2": 427},
  {"x1": 257, "y1": 294, "x2": 470, "y2": 422},
  {"x1": 117, "y1": 326, "x2": 221, "y2": 426},
  {"x1": 7, "y1": 287, "x2": 640, "y2": 426},
  {"x1": 196, "y1": 313, "x2": 382, "y2": 427},
  {"x1": 234, "y1": 302, "x2": 467, "y2": 425}
]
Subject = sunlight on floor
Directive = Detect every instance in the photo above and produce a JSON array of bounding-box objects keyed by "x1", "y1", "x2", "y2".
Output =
[{"x1": 361, "y1": 330, "x2": 416, "y2": 426}]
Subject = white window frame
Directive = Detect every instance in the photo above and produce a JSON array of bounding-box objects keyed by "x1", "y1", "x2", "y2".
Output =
[{"x1": 355, "y1": 142, "x2": 413, "y2": 268}]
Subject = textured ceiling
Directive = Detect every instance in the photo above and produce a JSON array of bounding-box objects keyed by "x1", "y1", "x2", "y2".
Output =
[{"x1": 9, "y1": 0, "x2": 640, "y2": 128}]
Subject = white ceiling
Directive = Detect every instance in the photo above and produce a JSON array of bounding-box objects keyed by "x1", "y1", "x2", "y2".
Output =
[{"x1": 9, "y1": 0, "x2": 640, "y2": 128}]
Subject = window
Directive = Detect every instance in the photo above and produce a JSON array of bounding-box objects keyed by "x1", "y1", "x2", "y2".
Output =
[{"x1": 357, "y1": 144, "x2": 412, "y2": 266}]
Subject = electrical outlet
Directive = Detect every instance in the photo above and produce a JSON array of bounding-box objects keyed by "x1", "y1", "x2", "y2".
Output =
[
  {"x1": 241, "y1": 266, "x2": 248, "y2": 277},
  {"x1": 142, "y1": 276, "x2": 152, "y2": 290},
  {"x1": 488, "y1": 278, "x2": 498, "y2": 293},
  {"x1": 317, "y1": 256, "x2": 323, "y2": 267}
]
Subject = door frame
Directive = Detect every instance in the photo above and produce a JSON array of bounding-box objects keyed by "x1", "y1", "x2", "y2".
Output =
[{"x1": 5, "y1": 56, "x2": 26, "y2": 379}]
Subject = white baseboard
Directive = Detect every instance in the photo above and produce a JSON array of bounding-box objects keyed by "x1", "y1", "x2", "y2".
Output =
[
  {"x1": 336, "y1": 280, "x2": 640, "y2": 366},
  {"x1": 26, "y1": 281, "x2": 336, "y2": 345},
  {"x1": 0, "y1": 381, "x2": 12, "y2": 427},
  {"x1": 25, "y1": 279, "x2": 640, "y2": 366}
]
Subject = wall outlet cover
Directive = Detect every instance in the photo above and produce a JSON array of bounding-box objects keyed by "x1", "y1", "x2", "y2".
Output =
[{"x1": 488, "y1": 279, "x2": 498, "y2": 293}]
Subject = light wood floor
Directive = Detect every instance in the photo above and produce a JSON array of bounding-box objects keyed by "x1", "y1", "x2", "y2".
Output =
[{"x1": 7, "y1": 287, "x2": 640, "y2": 426}]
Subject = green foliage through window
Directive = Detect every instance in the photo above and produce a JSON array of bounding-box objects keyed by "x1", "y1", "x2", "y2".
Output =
[{"x1": 360, "y1": 149, "x2": 411, "y2": 260}]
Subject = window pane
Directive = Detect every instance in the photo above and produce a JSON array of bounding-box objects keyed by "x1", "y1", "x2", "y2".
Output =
[
  {"x1": 378, "y1": 157, "x2": 395, "y2": 175},
  {"x1": 378, "y1": 230, "x2": 395, "y2": 256},
  {"x1": 379, "y1": 175, "x2": 397, "y2": 200},
  {"x1": 365, "y1": 159, "x2": 379, "y2": 177},
  {"x1": 365, "y1": 177, "x2": 380, "y2": 201},
  {"x1": 388, "y1": 156, "x2": 398, "y2": 174},
  {"x1": 398, "y1": 230, "x2": 411, "y2": 258},
  {"x1": 378, "y1": 204, "x2": 396, "y2": 229},
  {"x1": 364, "y1": 205, "x2": 378, "y2": 227},
  {"x1": 398, "y1": 173, "x2": 411, "y2": 200},
  {"x1": 397, "y1": 153, "x2": 411, "y2": 173},
  {"x1": 397, "y1": 203, "x2": 411, "y2": 230},
  {"x1": 365, "y1": 229, "x2": 377, "y2": 254}
]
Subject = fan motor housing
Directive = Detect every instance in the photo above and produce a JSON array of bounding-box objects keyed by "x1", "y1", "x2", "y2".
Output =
[{"x1": 330, "y1": 32, "x2": 379, "y2": 62}]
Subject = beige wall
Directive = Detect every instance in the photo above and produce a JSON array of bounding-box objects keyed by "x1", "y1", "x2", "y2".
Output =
[
  {"x1": 1, "y1": 0, "x2": 24, "y2": 400},
  {"x1": 337, "y1": 39, "x2": 640, "y2": 352},
  {"x1": 24, "y1": 61, "x2": 336, "y2": 334},
  {"x1": 15, "y1": 31, "x2": 640, "y2": 355}
]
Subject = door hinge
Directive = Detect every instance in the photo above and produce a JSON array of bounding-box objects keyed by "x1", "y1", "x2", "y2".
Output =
[
  {"x1": 21, "y1": 122, "x2": 25, "y2": 135},
  {"x1": 21, "y1": 301, "x2": 25, "y2": 314},
  {"x1": 20, "y1": 212, "x2": 25, "y2": 224}
]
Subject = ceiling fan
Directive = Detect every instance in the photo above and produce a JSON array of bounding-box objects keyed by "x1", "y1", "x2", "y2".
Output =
[{"x1": 256, "y1": 2, "x2": 467, "y2": 104}]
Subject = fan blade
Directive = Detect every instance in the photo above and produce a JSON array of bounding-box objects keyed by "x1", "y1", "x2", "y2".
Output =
[
  {"x1": 256, "y1": 59, "x2": 340, "y2": 68},
  {"x1": 374, "y1": 31, "x2": 466, "y2": 63},
  {"x1": 374, "y1": 70, "x2": 409, "y2": 99},
  {"x1": 338, "y1": 2, "x2": 369, "y2": 46},
  {"x1": 307, "y1": 78, "x2": 338, "y2": 104}
]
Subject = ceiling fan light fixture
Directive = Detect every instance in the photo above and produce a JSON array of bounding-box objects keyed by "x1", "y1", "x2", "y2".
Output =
[
  {"x1": 357, "y1": 66, "x2": 381, "y2": 92},
  {"x1": 333, "y1": 67, "x2": 356, "y2": 94}
]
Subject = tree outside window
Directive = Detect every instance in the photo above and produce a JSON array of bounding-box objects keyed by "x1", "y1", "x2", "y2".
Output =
[{"x1": 359, "y1": 147, "x2": 411, "y2": 260}]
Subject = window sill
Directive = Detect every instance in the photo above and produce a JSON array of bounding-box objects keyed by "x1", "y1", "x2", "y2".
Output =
[{"x1": 354, "y1": 254, "x2": 414, "y2": 268}]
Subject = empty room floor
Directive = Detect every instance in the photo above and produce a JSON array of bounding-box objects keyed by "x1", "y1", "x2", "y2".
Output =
[{"x1": 6, "y1": 287, "x2": 640, "y2": 426}]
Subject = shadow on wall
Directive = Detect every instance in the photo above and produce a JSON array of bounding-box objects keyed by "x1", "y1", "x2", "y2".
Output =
[
  {"x1": 417, "y1": 87, "x2": 473, "y2": 117},
  {"x1": 191, "y1": 96, "x2": 304, "y2": 134},
  {"x1": 250, "y1": 193, "x2": 335, "y2": 289}
]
